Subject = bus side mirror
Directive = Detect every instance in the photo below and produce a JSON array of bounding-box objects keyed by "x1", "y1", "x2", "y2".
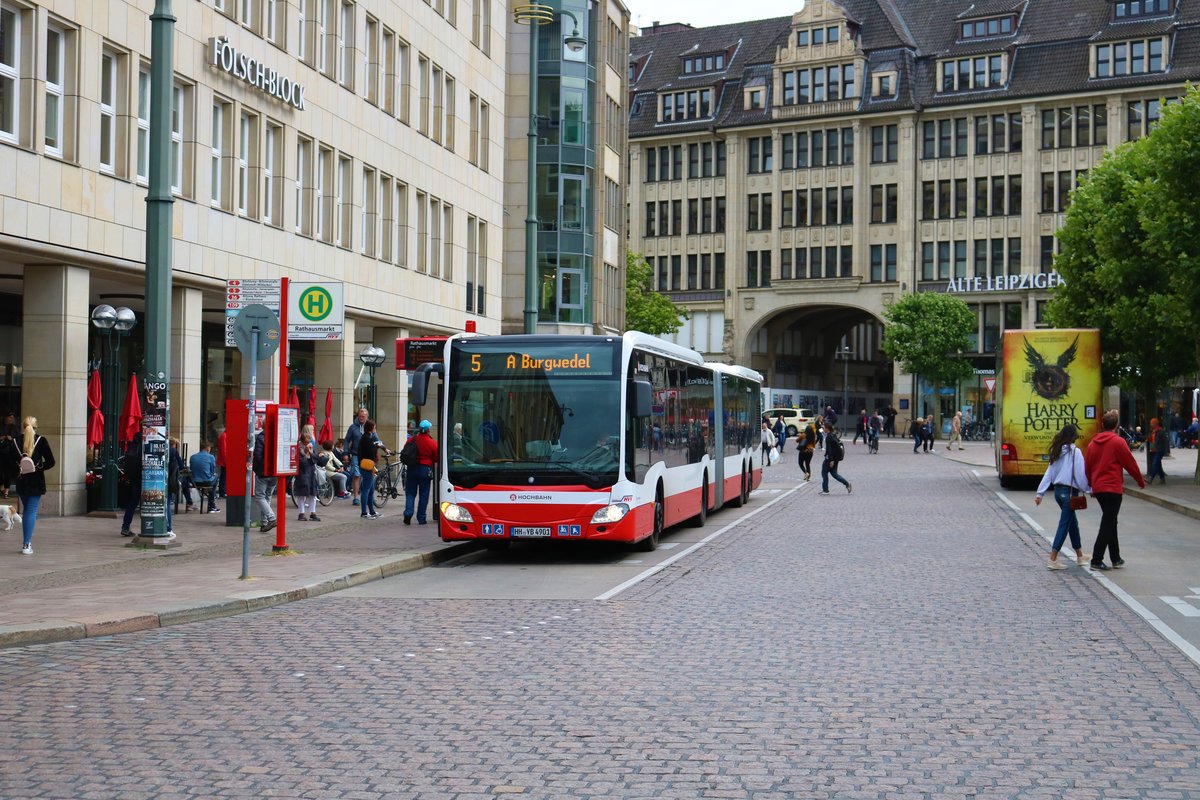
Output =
[
  {"x1": 409, "y1": 363, "x2": 444, "y2": 407},
  {"x1": 634, "y1": 381, "x2": 652, "y2": 417}
]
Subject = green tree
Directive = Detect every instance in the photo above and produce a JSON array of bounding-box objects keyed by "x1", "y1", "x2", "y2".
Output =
[
  {"x1": 881, "y1": 291, "x2": 976, "y2": 432},
  {"x1": 624, "y1": 251, "x2": 688, "y2": 336},
  {"x1": 1048, "y1": 86, "x2": 1200, "y2": 482}
]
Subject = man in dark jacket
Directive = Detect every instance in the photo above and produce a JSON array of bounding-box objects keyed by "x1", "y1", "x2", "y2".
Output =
[
  {"x1": 119, "y1": 423, "x2": 145, "y2": 536},
  {"x1": 252, "y1": 429, "x2": 276, "y2": 532}
]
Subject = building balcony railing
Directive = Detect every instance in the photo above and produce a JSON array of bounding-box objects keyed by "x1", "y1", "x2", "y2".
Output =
[{"x1": 773, "y1": 98, "x2": 860, "y2": 120}]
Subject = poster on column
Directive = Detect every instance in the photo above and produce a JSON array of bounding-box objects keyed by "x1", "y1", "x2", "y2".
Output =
[{"x1": 139, "y1": 379, "x2": 170, "y2": 533}]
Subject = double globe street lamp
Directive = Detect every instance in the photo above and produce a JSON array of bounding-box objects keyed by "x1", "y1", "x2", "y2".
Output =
[
  {"x1": 358, "y1": 345, "x2": 387, "y2": 420},
  {"x1": 91, "y1": 304, "x2": 138, "y2": 511}
]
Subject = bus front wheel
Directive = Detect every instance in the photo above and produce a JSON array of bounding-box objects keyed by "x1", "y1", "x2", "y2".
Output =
[{"x1": 636, "y1": 489, "x2": 663, "y2": 551}]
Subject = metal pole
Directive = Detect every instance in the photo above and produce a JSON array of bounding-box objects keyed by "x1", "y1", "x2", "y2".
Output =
[
  {"x1": 99, "y1": 335, "x2": 119, "y2": 511},
  {"x1": 523, "y1": 22, "x2": 540, "y2": 334},
  {"x1": 241, "y1": 327, "x2": 259, "y2": 580},
  {"x1": 842, "y1": 353, "x2": 849, "y2": 420},
  {"x1": 142, "y1": 0, "x2": 175, "y2": 539}
]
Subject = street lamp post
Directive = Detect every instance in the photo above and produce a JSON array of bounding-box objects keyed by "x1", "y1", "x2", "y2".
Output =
[
  {"x1": 358, "y1": 345, "x2": 386, "y2": 419},
  {"x1": 90, "y1": 305, "x2": 138, "y2": 512},
  {"x1": 836, "y1": 344, "x2": 853, "y2": 420},
  {"x1": 513, "y1": 3, "x2": 587, "y2": 334}
]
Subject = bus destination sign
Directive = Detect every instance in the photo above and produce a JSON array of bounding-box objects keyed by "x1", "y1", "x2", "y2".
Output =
[{"x1": 456, "y1": 344, "x2": 615, "y2": 377}]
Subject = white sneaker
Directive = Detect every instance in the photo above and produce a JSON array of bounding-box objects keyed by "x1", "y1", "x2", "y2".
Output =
[{"x1": 20, "y1": 544, "x2": 32, "y2": 555}]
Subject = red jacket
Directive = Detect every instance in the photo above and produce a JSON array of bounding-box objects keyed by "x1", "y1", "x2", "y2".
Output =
[
  {"x1": 414, "y1": 432, "x2": 438, "y2": 467},
  {"x1": 1085, "y1": 430, "x2": 1145, "y2": 494}
]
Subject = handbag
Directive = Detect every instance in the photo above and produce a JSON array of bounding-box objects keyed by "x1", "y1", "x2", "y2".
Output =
[
  {"x1": 358, "y1": 458, "x2": 375, "y2": 473},
  {"x1": 1068, "y1": 447, "x2": 1087, "y2": 510},
  {"x1": 768, "y1": 446, "x2": 780, "y2": 465}
]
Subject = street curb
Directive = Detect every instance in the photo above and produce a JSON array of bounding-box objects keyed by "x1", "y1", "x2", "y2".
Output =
[
  {"x1": 1125, "y1": 487, "x2": 1200, "y2": 521},
  {"x1": 0, "y1": 541, "x2": 480, "y2": 650}
]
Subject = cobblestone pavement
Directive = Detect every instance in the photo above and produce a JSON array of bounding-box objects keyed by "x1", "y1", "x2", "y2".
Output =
[{"x1": 2, "y1": 445, "x2": 1199, "y2": 799}]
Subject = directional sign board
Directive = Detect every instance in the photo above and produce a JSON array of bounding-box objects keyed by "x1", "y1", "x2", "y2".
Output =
[
  {"x1": 226, "y1": 279, "x2": 281, "y2": 346},
  {"x1": 233, "y1": 304, "x2": 282, "y2": 361},
  {"x1": 288, "y1": 282, "x2": 344, "y2": 340}
]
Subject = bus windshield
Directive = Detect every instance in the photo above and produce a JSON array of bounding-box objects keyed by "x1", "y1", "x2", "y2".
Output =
[{"x1": 447, "y1": 338, "x2": 623, "y2": 489}]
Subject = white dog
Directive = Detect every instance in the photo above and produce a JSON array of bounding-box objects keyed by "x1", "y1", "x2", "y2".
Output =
[{"x1": 0, "y1": 504, "x2": 21, "y2": 531}]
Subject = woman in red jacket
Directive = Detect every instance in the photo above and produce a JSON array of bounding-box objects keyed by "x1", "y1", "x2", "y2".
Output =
[{"x1": 1084, "y1": 410, "x2": 1146, "y2": 571}]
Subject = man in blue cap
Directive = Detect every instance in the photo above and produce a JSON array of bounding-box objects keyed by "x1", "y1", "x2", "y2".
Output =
[{"x1": 403, "y1": 419, "x2": 438, "y2": 525}]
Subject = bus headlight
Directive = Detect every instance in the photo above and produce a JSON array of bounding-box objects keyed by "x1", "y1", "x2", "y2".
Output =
[
  {"x1": 440, "y1": 502, "x2": 474, "y2": 523},
  {"x1": 590, "y1": 503, "x2": 630, "y2": 524}
]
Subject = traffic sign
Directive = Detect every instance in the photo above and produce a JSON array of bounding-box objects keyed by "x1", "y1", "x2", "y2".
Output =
[
  {"x1": 288, "y1": 282, "x2": 344, "y2": 340},
  {"x1": 226, "y1": 279, "x2": 281, "y2": 346},
  {"x1": 233, "y1": 304, "x2": 282, "y2": 361},
  {"x1": 984, "y1": 377, "x2": 997, "y2": 395}
]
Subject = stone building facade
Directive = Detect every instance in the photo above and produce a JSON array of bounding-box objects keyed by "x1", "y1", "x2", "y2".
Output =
[{"x1": 627, "y1": 0, "x2": 1200, "y2": 420}]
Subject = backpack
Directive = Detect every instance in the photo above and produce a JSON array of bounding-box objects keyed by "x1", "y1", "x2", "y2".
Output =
[
  {"x1": 826, "y1": 432, "x2": 845, "y2": 462},
  {"x1": 18, "y1": 453, "x2": 36, "y2": 475},
  {"x1": 399, "y1": 436, "x2": 420, "y2": 467}
]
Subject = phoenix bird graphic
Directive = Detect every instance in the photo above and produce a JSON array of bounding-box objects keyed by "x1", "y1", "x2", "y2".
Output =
[{"x1": 1024, "y1": 335, "x2": 1078, "y2": 400}]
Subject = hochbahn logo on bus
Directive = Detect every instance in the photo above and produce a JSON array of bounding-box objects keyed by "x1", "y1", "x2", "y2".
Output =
[{"x1": 510, "y1": 493, "x2": 552, "y2": 501}]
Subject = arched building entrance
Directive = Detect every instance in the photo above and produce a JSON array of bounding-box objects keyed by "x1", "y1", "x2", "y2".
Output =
[{"x1": 741, "y1": 303, "x2": 894, "y2": 418}]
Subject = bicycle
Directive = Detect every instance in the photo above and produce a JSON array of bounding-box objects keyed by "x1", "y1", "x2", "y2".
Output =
[
  {"x1": 374, "y1": 452, "x2": 405, "y2": 508},
  {"x1": 867, "y1": 428, "x2": 880, "y2": 454}
]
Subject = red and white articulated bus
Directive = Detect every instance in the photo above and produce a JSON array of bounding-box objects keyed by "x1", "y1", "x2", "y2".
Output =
[{"x1": 413, "y1": 332, "x2": 763, "y2": 550}]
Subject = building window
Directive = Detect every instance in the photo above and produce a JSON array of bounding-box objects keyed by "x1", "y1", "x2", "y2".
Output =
[
  {"x1": 1093, "y1": 38, "x2": 1165, "y2": 78},
  {"x1": 211, "y1": 100, "x2": 228, "y2": 208},
  {"x1": 1114, "y1": 0, "x2": 1172, "y2": 17},
  {"x1": 262, "y1": 122, "x2": 280, "y2": 226},
  {"x1": 870, "y1": 124, "x2": 897, "y2": 163},
  {"x1": 397, "y1": 39, "x2": 411, "y2": 124},
  {"x1": 361, "y1": 165, "x2": 376, "y2": 256},
  {"x1": 240, "y1": 0, "x2": 257, "y2": 33},
  {"x1": 870, "y1": 183, "x2": 897, "y2": 223},
  {"x1": 171, "y1": 82, "x2": 188, "y2": 196},
  {"x1": 442, "y1": 203, "x2": 454, "y2": 281},
  {"x1": 747, "y1": 136, "x2": 773, "y2": 173},
  {"x1": 364, "y1": 14, "x2": 379, "y2": 105},
  {"x1": 471, "y1": 0, "x2": 490, "y2": 55},
  {"x1": 337, "y1": 154, "x2": 352, "y2": 248},
  {"x1": 135, "y1": 68, "x2": 150, "y2": 182},
  {"x1": 779, "y1": 64, "x2": 857, "y2": 106},
  {"x1": 315, "y1": 145, "x2": 332, "y2": 242},
  {"x1": 395, "y1": 180, "x2": 409, "y2": 267},
  {"x1": 381, "y1": 27, "x2": 395, "y2": 114},
  {"x1": 338, "y1": 0, "x2": 355, "y2": 89},
  {"x1": 959, "y1": 16, "x2": 1015, "y2": 39},
  {"x1": 237, "y1": 111, "x2": 258, "y2": 217},
  {"x1": 938, "y1": 54, "x2": 1005, "y2": 91},
  {"x1": 44, "y1": 25, "x2": 67, "y2": 157},
  {"x1": 99, "y1": 49, "x2": 122, "y2": 174},
  {"x1": 442, "y1": 73, "x2": 455, "y2": 151},
  {"x1": 379, "y1": 173, "x2": 393, "y2": 262},
  {"x1": 746, "y1": 250, "x2": 771, "y2": 288},
  {"x1": 318, "y1": 0, "x2": 335, "y2": 76},
  {"x1": 295, "y1": 135, "x2": 311, "y2": 234},
  {"x1": 265, "y1": 0, "x2": 284, "y2": 46},
  {"x1": 659, "y1": 88, "x2": 714, "y2": 122},
  {"x1": 466, "y1": 215, "x2": 487, "y2": 312},
  {"x1": 417, "y1": 54, "x2": 430, "y2": 135},
  {"x1": 0, "y1": 1, "x2": 25, "y2": 144},
  {"x1": 1126, "y1": 98, "x2": 1162, "y2": 140}
]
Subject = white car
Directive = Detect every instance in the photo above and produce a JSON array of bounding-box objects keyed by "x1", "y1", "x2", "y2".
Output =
[{"x1": 764, "y1": 408, "x2": 816, "y2": 438}]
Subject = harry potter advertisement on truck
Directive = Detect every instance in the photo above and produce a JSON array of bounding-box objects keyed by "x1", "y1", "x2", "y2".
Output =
[{"x1": 996, "y1": 329, "x2": 1102, "y2": 488}]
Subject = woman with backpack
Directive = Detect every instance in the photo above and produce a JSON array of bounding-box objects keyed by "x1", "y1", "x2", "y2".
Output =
[
  {"x1": 796, "y1": 420, "x2": 817, "y2": 482},
  {"x1": 15, "y1": 416, "x2": 55, "y2": 555}
]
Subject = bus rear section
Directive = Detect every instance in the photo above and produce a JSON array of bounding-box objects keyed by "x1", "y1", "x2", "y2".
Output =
[{"x1": 995, "y1": 328, "x2": 1102, "y2": 488}]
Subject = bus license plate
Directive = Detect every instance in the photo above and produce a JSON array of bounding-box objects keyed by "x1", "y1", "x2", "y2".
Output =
[{"x1": 511, "y1": 526, "x2": 552, "y2": 538}]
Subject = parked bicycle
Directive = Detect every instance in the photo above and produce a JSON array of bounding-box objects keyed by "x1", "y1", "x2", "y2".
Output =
[{"x1": 374, "y1": 451, "x2": 404, "y2": 508}]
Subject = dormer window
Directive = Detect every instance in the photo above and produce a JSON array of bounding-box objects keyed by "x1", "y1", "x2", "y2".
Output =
[
  {"x1": 795, "y1": 25, "x2": 840, "y2": 48},
  {"x1": 747, "y1": 89, "x2": 763, "y2": 109},
  {"x1": 683, "y1": 53, "x2": 725, "y2": 75},
  {"x1": 1092, "y1": 38, "x2": 1166, "y2": 77},
  {"x1": 938, "y1": 54, "x2": 1006, "y2": 91},
  {"x1": 1114, "y1": 0, "x2": 1172, "y2": 19},
  {"x1": 872, "y1": 71, "x2": 897, "y2": 98},
  {"x1": 780, "y1": 64, "x2": 857, "y2": 105},
  {"x1": 959, "y1": 15, "x2": 1015, "y2": 39},
  {"x1": 659, "y1": 88, "x2": 713, "y2": 122}
]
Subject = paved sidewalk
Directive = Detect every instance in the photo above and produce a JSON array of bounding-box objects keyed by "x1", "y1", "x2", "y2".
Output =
[{"x1": 0, "y1": 492, "x2": 475, "y2": 648}]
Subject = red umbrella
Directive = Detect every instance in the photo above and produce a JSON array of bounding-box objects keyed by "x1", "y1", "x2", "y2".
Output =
[
  {"x1": 118, "y1": 373, "x2": 142, "y2": 448},
  {"x1": 87, "y1": 369, "x2": 104, "y2": 449},
  {"x1": 307, "y1": 386, "x2": 317, "y2": 428},
  {"x1": 318, "y1": 387, "x2": 333, "y2": 445},
  {"x1": 288, "y1": 385, "x2": 299, "y2": 408}
]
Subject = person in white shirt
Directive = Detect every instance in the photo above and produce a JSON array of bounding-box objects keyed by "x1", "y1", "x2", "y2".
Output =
[{"x1": 1034, "y1": 424, "x2": 1092, "y2": 570}]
